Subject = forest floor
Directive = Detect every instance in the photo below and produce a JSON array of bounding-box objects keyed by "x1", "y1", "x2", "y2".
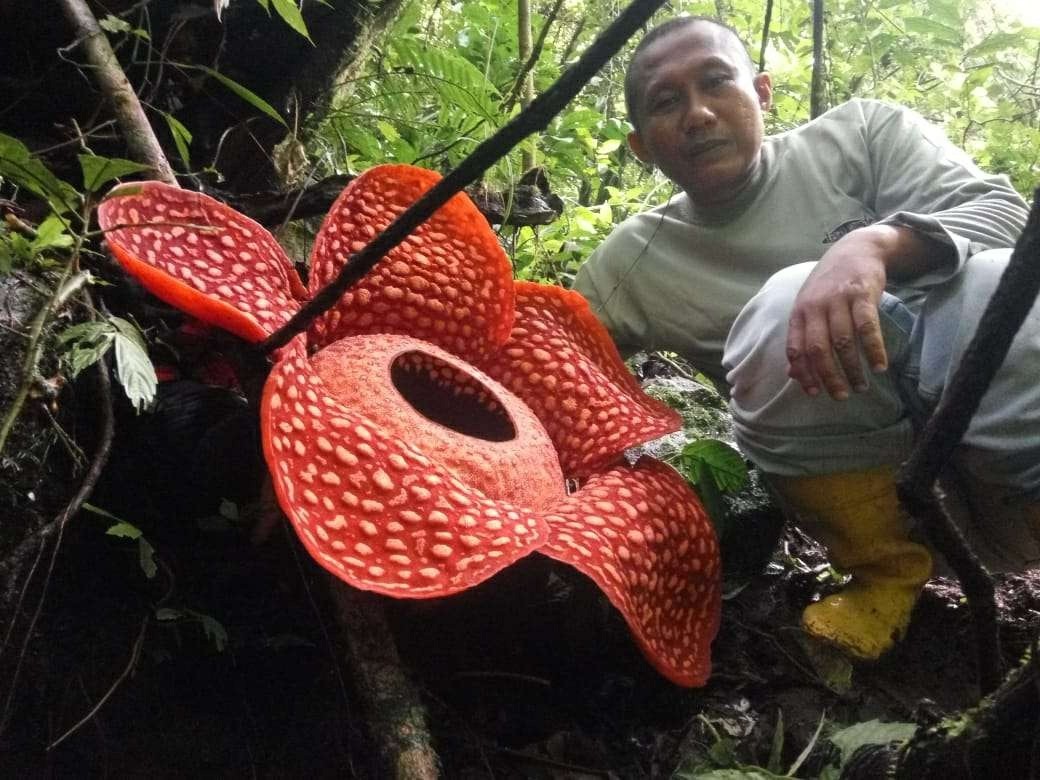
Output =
[{"x1": 3, "y1": 487, "x2": 1038, "y2": 778}]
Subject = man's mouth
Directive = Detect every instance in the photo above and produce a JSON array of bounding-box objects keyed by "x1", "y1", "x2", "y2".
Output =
[{"x1": 687, "y1": 139, "x2": 728, "y2": 159}]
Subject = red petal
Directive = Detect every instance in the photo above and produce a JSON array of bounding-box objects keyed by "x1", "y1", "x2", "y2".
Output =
[
  {"x1": 478, "y1": 282, "x2": 682, "y2": 477},
  {"x1": 309, "y1": 334, "x2": 565, "y2": 511},
  {"x1": 98, "y1": 181, "x2": 307, "y2": 343},
  {"x1": 260, "y1": 352, "x2": 549, "y2": 598},
  {"x1": 543, "y1": 458, "x2": 721, "y2": 687},
  {"x1": 307, "y1": 164, "x2": 515, "y2": 361}
]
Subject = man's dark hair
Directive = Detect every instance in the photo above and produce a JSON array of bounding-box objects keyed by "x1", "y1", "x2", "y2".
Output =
[{"x1": 624, "y1": 16, "x2": 756, "y2": 132}]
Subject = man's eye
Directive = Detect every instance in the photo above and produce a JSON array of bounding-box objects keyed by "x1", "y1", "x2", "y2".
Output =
[
  {"x1": 705, "y1": 74, "x2": 733, "y2": 89},
  {"x1": 649, "y1": 94, "x2": 677, "y2": 111}
]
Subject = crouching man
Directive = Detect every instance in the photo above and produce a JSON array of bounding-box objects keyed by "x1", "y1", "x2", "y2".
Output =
[{"x1": 575, "y1": 15, "x2": 1039, "y2": 660}]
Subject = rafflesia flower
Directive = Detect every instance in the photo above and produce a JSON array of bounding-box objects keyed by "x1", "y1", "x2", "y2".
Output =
[{"x1": 97, "y1": 165, "x2": 721, "y2": 686}]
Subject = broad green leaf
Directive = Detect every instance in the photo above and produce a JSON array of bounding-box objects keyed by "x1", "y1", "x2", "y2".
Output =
[
  {"x1": 109, "y1": 315, "x2": 149, "y2": 351},
  {"x1": 31, "y1": 215, "x2": 74, "y2": 252},
  {"x1": 99, "y1": 14, "x2": 149, "y2": 39},
  {"x1": 98, "y1": 15, "x2": 132, "y2": 33},
  {"x1": 828, "y1": 719, "x2": 917, "y2": 764},
  {"x1": 902, "y1": 17, "x2": 961, "y2": 45},
  {"x1": 196, "y1": 66, "x2": 287, "y2": 127},
  {"x1": 155, "y1": 607, "x2": 183, "y2": 621},
  {"x1": 255, "y1": 0, "x2": 270, "y2": 10},
  {"x1": 112, "y1": 328, "x2": 157, "y2": 411},
  {"x1": 59, "y1": 321, "x2": 116, "y2": 377},
  {"x1": 965, "y1": 32, "x2": 1022, "y2": 58},
  {"x1": 104, "y1": 521, "x2": 143, "y2": 539},
  {"x1": 163, "y1": 112, "x2": 193, "y2": 168},
  {"x1": 270, "y1": 0, "x2": 313, "y2": 42},
  {"x1": 0, "y1": 132, "x2": 80, "y2": 214},
  {"x1": 680, "y1": 439, "x2": 748, "y2": 493},
  {"x1": 78, "y1": 154, "x2": 150, "y2": 193}
]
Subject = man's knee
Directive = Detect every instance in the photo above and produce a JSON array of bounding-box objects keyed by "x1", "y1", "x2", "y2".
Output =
[{"x1": 723, "y1": 262, "x2": 816, "y2": 399}]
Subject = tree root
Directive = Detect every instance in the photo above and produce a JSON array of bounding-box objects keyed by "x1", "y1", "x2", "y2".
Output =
[{"x1": 327, "y1": 582, "x2": 440, "y2": 779}]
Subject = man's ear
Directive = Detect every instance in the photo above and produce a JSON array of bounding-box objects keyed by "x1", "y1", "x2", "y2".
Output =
[
  {"x1": 628, "y1": 130, "x2": 652, "y2": 165},
  {"x1": 753, "y1": 71, "x2": 773, "y2": 111}
]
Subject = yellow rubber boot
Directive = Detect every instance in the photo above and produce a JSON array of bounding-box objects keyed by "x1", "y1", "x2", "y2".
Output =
[{"x1": 771, "y1": 466, "x2": 933, "y2": 661}]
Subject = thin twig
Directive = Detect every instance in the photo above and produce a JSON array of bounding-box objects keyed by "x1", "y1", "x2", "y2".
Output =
[
  {"x1": 47, "y1": 613, "x2": 150, "y2": 751},
  {"x1": 260, "y1": 0, "x2": 671, "y2": 354}
]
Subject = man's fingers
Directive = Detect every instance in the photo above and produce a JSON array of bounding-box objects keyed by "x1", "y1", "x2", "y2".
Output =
[
  {"x1": 828, "y1": 304, "x2": 867, "y2": 393},
  {"x1": 852, "y1": 296, "x2": 887, "y2": 373},
  {"x1": 804, "y1": 311, "x2": 849, "y2": 400},
  {"x1": 785, "y1": 313, "x2": 819, "y2": 396}
]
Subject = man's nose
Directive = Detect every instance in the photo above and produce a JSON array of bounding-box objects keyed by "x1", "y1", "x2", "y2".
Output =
[{"x1": 682, "y1": 93, "x2": 717, "y2": 131}]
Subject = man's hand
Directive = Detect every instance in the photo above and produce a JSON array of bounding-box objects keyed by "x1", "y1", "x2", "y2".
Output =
[{"x1": 785, "y1": 224, "x2": 943, "y2": 400}]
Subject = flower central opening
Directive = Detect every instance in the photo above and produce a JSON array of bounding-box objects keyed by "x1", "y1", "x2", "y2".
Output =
[{"x1": 391, "y1": 350, "x2": 517, "y2": 442}]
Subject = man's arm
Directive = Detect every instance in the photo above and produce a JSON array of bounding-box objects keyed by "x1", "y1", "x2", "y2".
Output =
[{"x1": 786, "y1": 100, "x2": 1029, "y2": 400}]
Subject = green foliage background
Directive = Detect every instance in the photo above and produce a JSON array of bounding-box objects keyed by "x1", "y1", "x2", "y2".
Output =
[{"x1": 308, "y1": 0, "x2": 1039, "y2": 286}]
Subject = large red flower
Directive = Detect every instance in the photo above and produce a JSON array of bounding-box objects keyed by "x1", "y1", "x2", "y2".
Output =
[{"x1": 97, "y1": 165, "x2": 721, "y2": 687}]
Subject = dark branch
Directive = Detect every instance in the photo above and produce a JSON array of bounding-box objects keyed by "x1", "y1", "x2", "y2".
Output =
[
  {"x1": 259, "y1": 0, "x2": 670, "y2": 354},
  {"x1": 810, "y1": 0, "x2": 826, "y2": 118},
  {"x1": 758, "y1": 0, "x2": 774, "y2": 72}
]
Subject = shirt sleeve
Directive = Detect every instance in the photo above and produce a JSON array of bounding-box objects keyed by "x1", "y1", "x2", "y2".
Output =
[{"x1": 863, "y1": 100, "x2": 1029, "y2": 287}]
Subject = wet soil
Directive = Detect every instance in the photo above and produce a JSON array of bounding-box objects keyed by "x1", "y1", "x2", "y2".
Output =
[{"x1": 2, "y1": 492, "x2": 1037, "y2": 778}]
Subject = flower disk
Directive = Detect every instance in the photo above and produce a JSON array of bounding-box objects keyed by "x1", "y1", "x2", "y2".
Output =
[{"x1": 261, "y1": 353, "x2": 549, "y2": 597}]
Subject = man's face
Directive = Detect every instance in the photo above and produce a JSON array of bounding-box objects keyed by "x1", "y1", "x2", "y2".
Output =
[{"x1": 628, "y1": 22, "x2": 773, "y2": 206}]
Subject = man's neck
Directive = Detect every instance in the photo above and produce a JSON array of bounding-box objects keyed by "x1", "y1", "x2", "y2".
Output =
[{"x1": 684, "y1": 153, "x2": 767, "y2": 223}]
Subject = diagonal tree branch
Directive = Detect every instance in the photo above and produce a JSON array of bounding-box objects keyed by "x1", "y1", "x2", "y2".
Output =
[{"x1": 58, "y1": 0, "x2": 178, "y2": 185}]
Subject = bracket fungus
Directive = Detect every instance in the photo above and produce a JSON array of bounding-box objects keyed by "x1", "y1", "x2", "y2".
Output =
[{"x1": 97, "y1": 164, "x2": 722, "y2": 686}]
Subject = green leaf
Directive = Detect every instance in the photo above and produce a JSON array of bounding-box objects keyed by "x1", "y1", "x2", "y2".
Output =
[
  {"x1": 0, "y1": 132, "x2": 81, "y2": 214},
  {"x1": 78, "y1": 154, "x2": 150, "y2": 193},
  {"x1": 138, "y1": 537, "x2": 158, "y2": 579},
  {"x1": 109, "y1": 315, "x2": 149, "y2": 351},
  {"x1": 31, "y1": 215, "x2": 74, "y2": 252},
  {"x1": 99, "y1": 14, "x2": 149, "y2": 40},
  {"x1": 192, "y1": 611, "x2": 229, "y2": 652},
  {"x1": 104, "y1": 521, "x2": 143, "y2": 540},
  {"x1": 98, "y1": 15, "x2": 132, "y2": 33},
  {"x1": 155, "y1": 607, "x2": 183, "y2": 621},
  {"x1": 680, "y1": 439, "x2": 748, "y2": 493},
  {"x1": 162, "y1": 113, "x2": 193, "y2": 168},
  {"x1": 902, "y1": 17, "x2": 962, "y2": 45},
  {"x1": 58, "y1": 321, "x2": 116, "y2": 377},
  {"x1": 828, "y1": 719, "x2": 917, "y2": 764},
  {"x1": 270, "y1": 0, "x2": 313, "y2": 42},
  {"x1": 111, "y1": 323, "x2": 157, "y2": 411},
  {"x1": 196, "y1": 66, "x2": 287, "y2": 127},
  {"x1": 965, "y1": 32, "x2": 1022, "y2": 58},
  {"x1": 392, "y1": 38, "x2": 500, "y2": 121}
]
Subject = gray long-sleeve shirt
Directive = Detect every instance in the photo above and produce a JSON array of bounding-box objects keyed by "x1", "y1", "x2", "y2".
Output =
[{"x1": 573, "y1": 99, "x2": 1028, "y2": 387}]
